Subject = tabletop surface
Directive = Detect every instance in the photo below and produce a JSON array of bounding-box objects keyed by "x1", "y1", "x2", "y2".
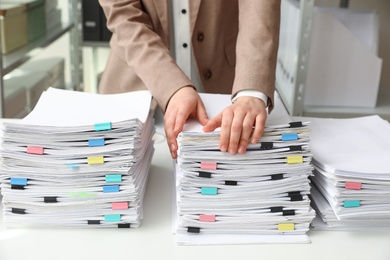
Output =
[{"x1": 0, "y1": 112, "x2": 389, "y2": 260}]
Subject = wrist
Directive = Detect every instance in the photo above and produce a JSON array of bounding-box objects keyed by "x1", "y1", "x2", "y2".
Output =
[{"x1": 232, "y1": 90, "x2": 268, "y2": 107}]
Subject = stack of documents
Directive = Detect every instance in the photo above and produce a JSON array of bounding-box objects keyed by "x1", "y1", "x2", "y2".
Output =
[
  {"x1": 174, "y1": 93, "x2": 315, "y2": 245},
  {"x1": 0, "y1": 88, "x2": 155, "y2": 228},
  {"x1": 301, "y1": 115, "x2": 390, "y2": 230}
]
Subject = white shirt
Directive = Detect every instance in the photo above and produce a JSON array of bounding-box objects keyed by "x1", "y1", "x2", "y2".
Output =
[
  {"x1": 169, "y1": 0, "x2": 203, "y2": 92},
  {"x1": 169, "y1": 0, "x2": 268, "y2": 106}
]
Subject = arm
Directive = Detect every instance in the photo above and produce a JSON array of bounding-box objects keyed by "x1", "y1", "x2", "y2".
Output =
[
  {"x1": 203, "y1": 0, "x2": 281, "y2": 154},
  {"x1": 99, "y1": 0, "x2": 208, "y2": 159},
  {"x1": 99, "y1": 0, "x2": 192, "y2": 111},
  {"x1": 232, "y1": 0, "x2": 280, "y2": 107}
]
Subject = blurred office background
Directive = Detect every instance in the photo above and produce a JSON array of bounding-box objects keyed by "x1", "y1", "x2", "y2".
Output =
[{"x1": 0, "y1": 0, "x2": 389, "y2": 119}]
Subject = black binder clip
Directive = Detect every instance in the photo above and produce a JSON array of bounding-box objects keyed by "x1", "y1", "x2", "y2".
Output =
[
  {"x1": 260, "y1": 142, "x2": 273, "y2": 150},
  {"x1": 289, "y1": 122, "x2": 303, "y2": 128}
]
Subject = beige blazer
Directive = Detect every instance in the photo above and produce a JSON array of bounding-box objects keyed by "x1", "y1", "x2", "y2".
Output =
[{"x1": 98, "y1": 0, "x2": 280, "y2": 112}]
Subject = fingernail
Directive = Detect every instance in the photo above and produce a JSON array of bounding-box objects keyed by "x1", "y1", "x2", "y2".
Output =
[
  {"x1": 238, "y1": 146, "x2": 245, "y2": 154},
  {"x1": 229, "y1": 148, "x2": 236, "y2": 154},
  {"x1": 220, "y1": 145, "x2": 227, "y2": 152},
  {"x1": 170, "y1": 144, "x2": 176, "y2": 151}
]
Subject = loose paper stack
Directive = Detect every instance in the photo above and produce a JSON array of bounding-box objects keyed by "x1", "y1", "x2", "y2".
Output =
[
  {"x1": 0, "y1": 88, "x2": 155, "y2": 228},
  {"x1": 299, "y1": 115, "x2": 390, "y2": 230},
  {"x1": 174, "y1": 93, "x2": 315, "y2": 245}
]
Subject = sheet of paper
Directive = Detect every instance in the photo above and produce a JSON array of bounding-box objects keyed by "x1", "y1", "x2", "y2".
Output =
[
  {"x1": 22, "y1": 88, "x2": 152, "y2": 126},
  {"x1": 295, "y1": 115, "x2": 390, "y2": 177}
]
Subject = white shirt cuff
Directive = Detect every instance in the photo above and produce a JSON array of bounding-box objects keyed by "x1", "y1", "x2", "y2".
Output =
[{"x1": 231, "y1": 90, "x2": 268, "y2": 107}]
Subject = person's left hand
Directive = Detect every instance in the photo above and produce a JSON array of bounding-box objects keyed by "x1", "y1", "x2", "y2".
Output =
[{"x1": 203, "y1": 96, "x2": 267, "y2": 154}]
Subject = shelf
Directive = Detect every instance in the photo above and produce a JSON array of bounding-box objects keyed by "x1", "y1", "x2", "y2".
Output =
[
  {"x1": 83, "y1": 41, "x2": 110, "y2": 48},
  {"x1": 2, "y1": 22, "x2": 74, "y2": 75},
  {"x1": 276, "y1": 0, "x2": 389, "y2": 121},
  {"x1": 303, "y1": 86, "x2": 390, "y2": 121}
]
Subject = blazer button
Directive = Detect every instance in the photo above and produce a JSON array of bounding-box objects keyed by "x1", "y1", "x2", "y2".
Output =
[
  {"x1": 197, "y1": 32, "x2": 204, "y2": 42},
  {"x1": 204, "y1": 69, "x2": 212, "y2": 79}
]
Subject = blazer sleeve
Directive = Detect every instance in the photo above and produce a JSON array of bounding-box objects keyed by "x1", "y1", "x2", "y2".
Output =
[
  {"x1": 98, "y1": 0, "x2": 193, "y2": 111},
  {"x1": 232, "y1": 0, "x2": 281, "y2": 112}
]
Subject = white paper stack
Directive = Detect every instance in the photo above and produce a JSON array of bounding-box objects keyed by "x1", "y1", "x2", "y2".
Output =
[
  {"x1": 174, "y1": 93, "x2": 315, "y2": 245},
  {"x1": 0, "y1": 88, "x2": 155, "y2": 228},
  {"x1": 298, "y1": 115, "x2": 390, "y2": 231}
]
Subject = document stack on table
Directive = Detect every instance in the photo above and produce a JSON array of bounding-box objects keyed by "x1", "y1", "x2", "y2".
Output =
[
  {"x1": 300, "y1": 115, "x2": 390, "y2": 230},
  {"x1": 174, "y1": 93, "x2": 315, "y2": 245},
  {"x1": 0, "y1": 88, "x2": 155, "y2": 228}
]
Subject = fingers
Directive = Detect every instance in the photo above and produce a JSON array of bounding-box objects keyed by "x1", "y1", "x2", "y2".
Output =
[
  {"x1": 203, "y1": 111, "x2": 231, "y2": 152},
  {"x1": 237, "y1": 113, "x2": 255, "y2": 154},
  {"x1": 251, "y1": 113, "x2": 267, "y2": 144},
  {"x1": 203, "y1": 113, "x2": 221, "y2": 132},
  {"x1": 165, "y1": 107, "x2": 191, "y2": 159},
  {"x1": 196, "y1": 99, "x2": 209, "y2": 126},
  {"x1": 204, "y1": 96, "x2": 267, "y2": 155},
  {"x1": 164, "y1": 109, "x2": 179, "y2": 159},
  {"x1": 166, "y1": 91, "x2": 267, "y2": 158},
  {"x1": 225, "y1": 107, "x2": 257, "y2": 154},
  {"x1": 164, "y1": 86, "x2": 210, "y2": 159},
  {"x1": 219, "y1": 109, "x2": 233, "y2": 153}
]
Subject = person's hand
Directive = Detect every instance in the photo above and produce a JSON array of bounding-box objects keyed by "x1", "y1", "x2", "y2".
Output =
[
  {"x1": 203, "y1": 96, "x2": 267, "y2": 154},
  {"x1": 164, "y1": 86, "x2": 209, "y2": 159}
]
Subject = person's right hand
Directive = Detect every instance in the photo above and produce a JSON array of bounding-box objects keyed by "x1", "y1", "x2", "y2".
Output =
[{"x1": 164, "y1": 86, "x2": 209, "y2": 159}]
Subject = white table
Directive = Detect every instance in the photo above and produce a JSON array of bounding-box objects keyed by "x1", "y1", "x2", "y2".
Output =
[{"x1": 1, "y1": 115, "x2": 390, "y2": 260}]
